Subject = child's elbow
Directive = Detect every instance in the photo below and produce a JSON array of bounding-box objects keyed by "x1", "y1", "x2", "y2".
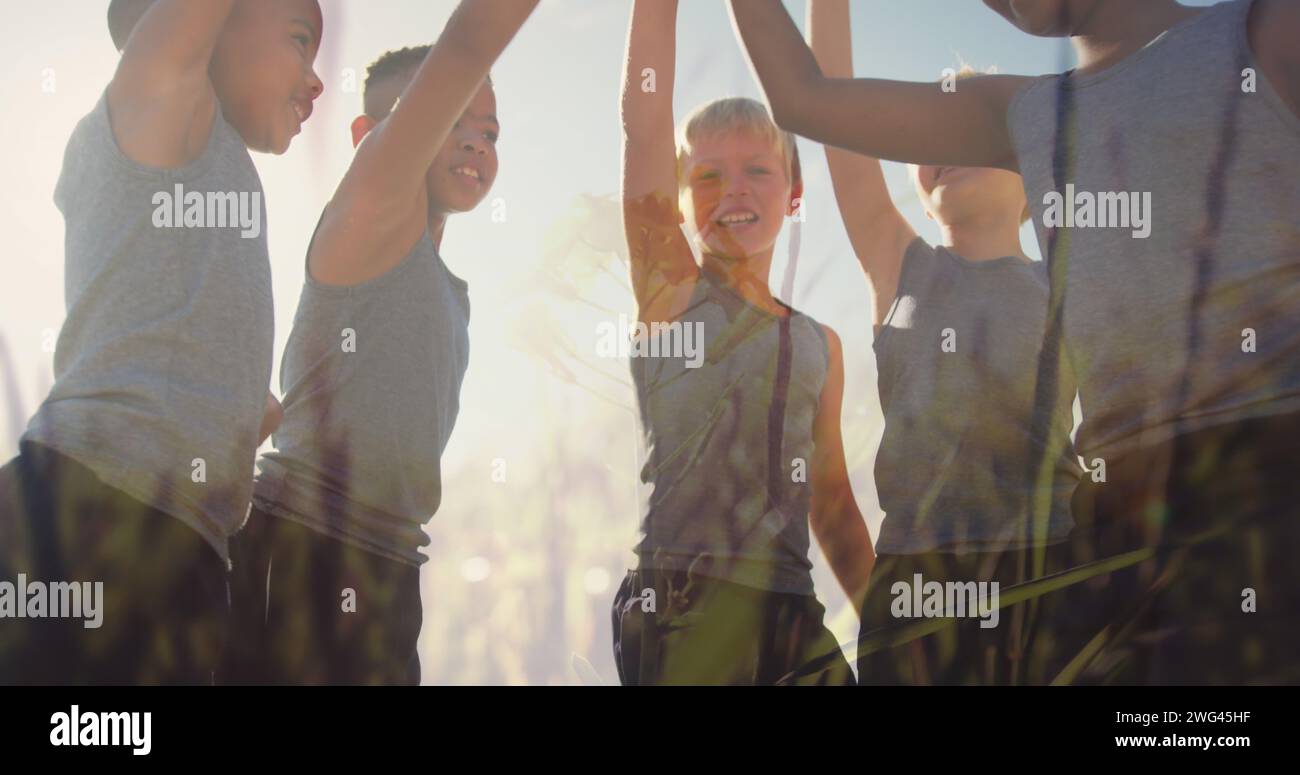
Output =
[
  {"x1": 767, "y1": 94, "x2": 814, "y2": 138},
  {"x1": 810, "y1": 483, "x2": 857, "y2": 526},
  {"x1": 809, "y1": 500, "x2": 843, "y2": 535},
  {"x1": 766, "y1": 99, "x2": 799, "y2": 132}
]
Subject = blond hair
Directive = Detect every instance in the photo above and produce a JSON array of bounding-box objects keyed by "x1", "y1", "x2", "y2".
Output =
[
  {"x1": 675, "y1": 97, "x2": 801, "y2": 188},
  {"x1": 953, "y1": 63, "x2": 994, "y2": 81}
]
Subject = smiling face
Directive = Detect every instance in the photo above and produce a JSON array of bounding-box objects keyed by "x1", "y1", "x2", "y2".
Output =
[
  {"x1": 425, "y1": 81, "x2": 500, "y2": 216},
  {"x1": 913, "y1": 163, "x2": 1028, "y2": 228},
  {"x1": 679, "y1": 128, "x2": 799, "y2": 262},
  {"x1": 981, "y1": 0, "x2": 1100, "y2": 37},
  {"x1": 209, "y1": 0, "x2": 325, "y2": 154}
]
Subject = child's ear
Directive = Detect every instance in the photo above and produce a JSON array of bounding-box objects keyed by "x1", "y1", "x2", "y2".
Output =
[{"x1": 350, "y1": 115, "x2": 377, "y2": 148}]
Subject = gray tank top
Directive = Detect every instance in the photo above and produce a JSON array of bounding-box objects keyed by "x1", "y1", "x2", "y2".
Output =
[
  {"x1": 254, "y1": 228, "x2": 470, "y2": 565},
  {"x1": 24, "y1": 93, "x2": 274, "y2": 563},
  {"x1": 874, "y1": 240, "x2": 1081, "y2": 555},
  {"x1": 632, "y1": 270, "x2": 829, "y2": 595},
  {"x1": 1008, "y1": 0, "x2": 1300, "y2": 463}
]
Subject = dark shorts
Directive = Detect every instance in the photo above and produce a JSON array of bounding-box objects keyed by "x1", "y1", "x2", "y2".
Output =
[
  {"x1": 1058, "y1": 407, "x2": 1300, "y2": 684},
  {"x1": 857, "y1": 409, "x2": 1300, "y2": 685},
  {"x1": 857, "y1": 546, "x2": 1071, "y2": 685},
  {"x1": 611, "y1": 567, "x2": 855, "y2": 686},
  {"x1": 218, "y1": 505, "x2": 423, "y2": 685},
  {"x1": 0, "y1": 441, "x2": 230, "y2": 685}
]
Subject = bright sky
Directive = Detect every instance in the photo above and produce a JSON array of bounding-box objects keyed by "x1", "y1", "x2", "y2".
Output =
[{"x1": 0, "y1": 0, "x2": 1218, "y2": 684}]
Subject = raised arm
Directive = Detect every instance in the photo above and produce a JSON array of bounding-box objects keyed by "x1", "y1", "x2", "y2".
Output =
[
  {"x1": 348, "y1": 0, "x2": 536, "y2": 208},
  {"x1": 729, "y1": 0, "x2": 1028, "y2": 171},
  {"x1": 621, "y1": 0, "x2": 699, "y2": 326},
  {"x1": 808, "y1": 0, "x2": 915, "y2": 327},
  {"x1": 106, "y1": 0, "x2": 237, "y2": 168},
  {"x1": 313, "y1": 0, "x2": 538, "y2": 285},
  {"x1": 810, "y1": 326, "x2": 874, "y2": 613}
]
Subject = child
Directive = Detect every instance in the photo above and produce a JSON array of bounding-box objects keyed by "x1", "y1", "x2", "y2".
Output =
[
  {"x1": 221, "y1": 0, "x2": 539, "y2": 685},
  {"x1": 0, "y1": 0, "x2": 323, "y2": 685},
  {"x1": 611, "y1": 0, "x2": 873, "y2": 686},
  {"x1": 730, "y1": 0, "x2": 1300, "y2": 683},
  {"x1": 109, "y1": 0, "x2": 288, "y2": 449},
  {"x1": 807, "y1": 0, "x2": 1081, "y2": 685}
]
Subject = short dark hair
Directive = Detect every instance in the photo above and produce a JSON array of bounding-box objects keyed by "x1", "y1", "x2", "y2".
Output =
[
  {"x1": 108, "y1": 0, "x2": 154, "y2": 52},
  {"x1": 363, "y1": 46, "x2": 430, "y2": 119},
  {"x1": 363, "y1": 45, "x2": 492, "y2": 120}
]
